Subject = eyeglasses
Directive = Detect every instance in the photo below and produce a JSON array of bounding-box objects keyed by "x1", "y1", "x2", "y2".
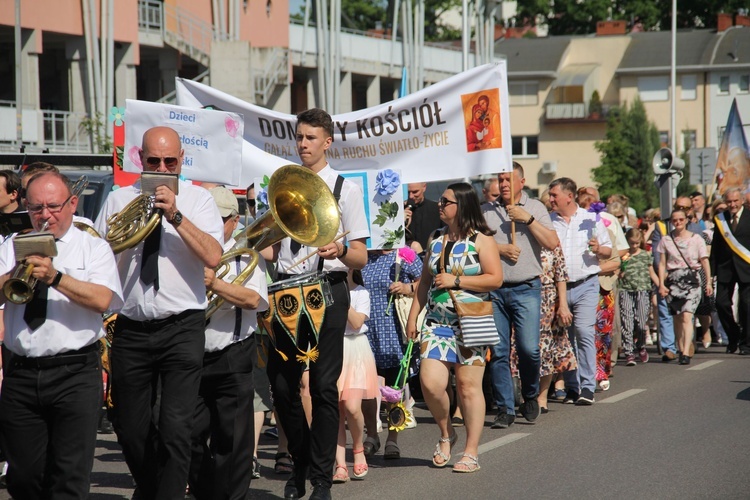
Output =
[
  {"x1": 27, "y1": 195, "x2": 73, "y2": 215},
  {"x1": 671, "y1": 217, "x2": 686, "y2": 222},
  {"x1": 438, "y1": 197, "x2": 457, "y2": 207},
  {"x1": 674, "y1": 205, "x2": 691, "y2": 210},
  {"x1": 145, "y1": 156, "x2": 180, "y2": 169}
]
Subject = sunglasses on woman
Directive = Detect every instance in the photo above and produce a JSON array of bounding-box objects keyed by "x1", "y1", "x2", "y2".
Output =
[{"x1": 438, "y1": 197, "x2": 457, "y2": 207}]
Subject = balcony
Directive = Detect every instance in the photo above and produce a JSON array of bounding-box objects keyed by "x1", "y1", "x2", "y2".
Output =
[{"x1": 544, "y1": 102, "x2": 609, "y2": 123}]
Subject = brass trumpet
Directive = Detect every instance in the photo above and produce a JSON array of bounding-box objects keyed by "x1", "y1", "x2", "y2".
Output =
[
  {"x1": 205, "y1": 165, "x2": 342, "y2": 318},
  {"x1": 2, "y1": 221, "x2": 51, "y2": 304}
]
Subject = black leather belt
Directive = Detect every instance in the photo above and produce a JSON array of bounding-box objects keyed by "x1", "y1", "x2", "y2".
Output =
[
  {"x1": 7, "y1": 342, "x2": 99, "y2": 370},
  {"x1": 567, "y1": 275, "x2": 596, "y2": 289},
  {"x1": 503, "y1": 277, "x2": 540, "y2": 288}
]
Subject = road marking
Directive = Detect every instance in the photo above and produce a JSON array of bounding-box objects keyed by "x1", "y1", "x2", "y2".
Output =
[
  {"x1": 599, "y1": 388, "x2": 646, "y2": 404},
  {"x1": 687, "y1": 360, "x2": 723, "y2": 371},
  {"x1": 477, "y1": 433, "x2": 530, "y2": 454}
]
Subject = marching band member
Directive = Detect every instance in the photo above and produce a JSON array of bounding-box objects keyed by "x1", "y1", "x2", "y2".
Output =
[
  {"x1": 188, "y1": 186, "x2": 269, "y2": 499},
  {"x1": 0, "y1": 172, "x2": 123, "y2": 498},
  {"x1": 94, "y1": 126, "x2": 223, "y2": 500},
  {"x1": 267, "y1": 109, "x2": 369, "y2": 500}
]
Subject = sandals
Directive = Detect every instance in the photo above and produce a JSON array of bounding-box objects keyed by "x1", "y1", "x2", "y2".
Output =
[
  {"x1": 252, "y1": 456, "x2": 261, "y2": 479},
  {"x1": 363, "y1": 435, "x2": 380, "y2": 457},
  {"x1": 453, "y1": 453, "x2": 480, "y2": 473},
  {"x1": 383, "y1": 440, "x2": 401, "y2": 460},
  {"x1": 352, "y1": 448, "x2": 368, "y2": 479},
  {"x1": 274, "y1": 452, "x2": 294, "y2": 474},
  {"x1": 332, "y1": 464, "x2": 349, "y2": 484},
  {"x1": 432, "y1": 431, "x2": 457, "y2": 468}
]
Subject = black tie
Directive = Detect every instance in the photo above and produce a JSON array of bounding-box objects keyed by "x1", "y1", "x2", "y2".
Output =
[
  {"x1": 731, "y1": 214, "x2": 738, "y2": 232},
  {"x1": 140, "y1": 220, "x2": 162, "y2": 291},
  {"x1": 290, "y1": 240, "x2": 302, "y2": 255},
  {"x1": 24, "y1": 283, "x2": 49, "y2": 330}
]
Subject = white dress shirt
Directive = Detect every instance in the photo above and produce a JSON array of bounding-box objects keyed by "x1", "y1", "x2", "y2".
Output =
[
  {"x1": 0, "y1": 225, "x2": 123, "y2": 357},
  {"x1": 204, "y1": 238, "x2": 269, "y2": 352},
  {"x1": 94, "y1": 180, "x2": 224, "y2": 320},
  {"x1": 550, "y1": 206, "x2": 612, "y2": 282},
  {"x1": 276, "y1": 165, "x2": 370, "y2": 275}
]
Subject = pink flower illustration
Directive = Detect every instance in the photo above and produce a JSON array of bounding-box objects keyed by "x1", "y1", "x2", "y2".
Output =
[
  {"x1": 128, "y1": 146, "x2": 143, "y2": 169},
  {"x1": 225, "y1": 117, "x2": 240, "y2": 138}
]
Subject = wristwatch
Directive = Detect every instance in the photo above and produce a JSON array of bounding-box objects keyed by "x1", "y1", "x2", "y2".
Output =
[
  {"x1": 169, "y1": 210, "x2": 183, "y2": 227},
  {"x1": 454, "y1": 275, "x2": 461, "y2": 288},
  {"x1": 525, "y1": 215, "x2": 535, "y2": 225},
  {"x1": 50, "y1": 271, "x2": 63, "y2": 288}
]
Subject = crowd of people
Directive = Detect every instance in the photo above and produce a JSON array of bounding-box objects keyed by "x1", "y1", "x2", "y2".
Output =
[{"x1": 0, "y1": 106, "x2": 747, "y2": 500}]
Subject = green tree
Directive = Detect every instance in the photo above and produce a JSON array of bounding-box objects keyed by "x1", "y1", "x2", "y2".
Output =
[{"x1": 593, "y1": 98, "x2": 660, "y2": 213}]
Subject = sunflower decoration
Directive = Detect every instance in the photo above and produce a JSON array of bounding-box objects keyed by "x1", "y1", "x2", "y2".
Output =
[{"x1": 387, "y1": 401, "x2": 414, "y2": 432}]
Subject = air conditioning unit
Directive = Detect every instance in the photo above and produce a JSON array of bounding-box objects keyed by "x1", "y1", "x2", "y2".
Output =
[{"x1": 541, "y1": 161, "x2": 557, "y2": 175}]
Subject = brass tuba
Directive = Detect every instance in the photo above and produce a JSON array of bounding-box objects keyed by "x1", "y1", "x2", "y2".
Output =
[
  {"x1": 206, "y1": 164, "x2": 341, "y2": 318},
  {"x1": 70, "y1": 176, "x2": 102, "y2": 237}
]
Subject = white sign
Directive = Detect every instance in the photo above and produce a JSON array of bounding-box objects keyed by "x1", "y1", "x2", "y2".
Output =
[
  {"x1": 176, "y1": 63, "x2": 512, "y2": 188},
  {"x1": 124, "y1": 99, "x2": 244, "y2": 185}
]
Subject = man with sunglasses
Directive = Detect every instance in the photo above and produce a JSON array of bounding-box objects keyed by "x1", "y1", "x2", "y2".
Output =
[
  {"x1": 94, "y1": 126, "x2": 224, "y2": 500},
  {"x1": 0, "y1": 172, "x2": 123, "y2": 499},
  {"x1": 651, "y1": 196, "x2": 704, "y2": 361},
  {"x1": 482, "y1": 162, "x2": 559, "y2": 427}
]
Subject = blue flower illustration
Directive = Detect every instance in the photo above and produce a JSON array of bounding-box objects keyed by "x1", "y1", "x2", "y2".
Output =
[
  {"x1": 375, "y1": 169, "x2": 400, "y2": 197},
  {"x1": 257, "y1": 189, "x2": 269, "y2": 208},
  {"x1": 109, "y1": 107, "x2": 125, "y2": 126}
]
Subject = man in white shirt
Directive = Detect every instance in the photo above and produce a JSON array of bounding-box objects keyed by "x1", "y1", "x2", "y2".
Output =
[
  {"x1": 0, "y1": 171, "x2": 123, "y2": 499},
  {"x1": 268, "y1": 109, "x2": 369, "y2": 500},
  {"x1": 188, "y1": 187, "x2": 269, "y2": 499},
  {"x1": 548, "y1": 178, "x2": 612, "y2": 405},
  {"x1": 94, "y1": 126, "x2": 224, "y2": 500}
]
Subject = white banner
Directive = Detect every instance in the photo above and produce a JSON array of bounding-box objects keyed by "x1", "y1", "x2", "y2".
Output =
[
  {"x1": 176, "y1": 63, "x2": 512, "y2": 188},
  {"x1": 124, "y1": 99, "x2": 244, "y2": 185}
]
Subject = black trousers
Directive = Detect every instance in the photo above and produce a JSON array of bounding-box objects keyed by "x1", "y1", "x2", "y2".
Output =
[
  {"x1": 111, "y1": 310, "x2": 205, "y2": 500},
  {"x1": 189, "y1": 337, "x2": 255, "y2": 500},
  {"x1": 0, "y1": 344, "x2": 101, "y2": 500},
  {"x1": 715, "y1": 279, "x2": 750, "y2": 349},
  {"x1": 266, "y1": 278, "x2": 349, "y2": 489}
]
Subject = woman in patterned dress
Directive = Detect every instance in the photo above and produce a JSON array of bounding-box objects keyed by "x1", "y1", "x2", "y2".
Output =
[
  {"x1": 360, "y1": 249, "x2": 422, "y2": 460},
  {"x1": 405, "y1": 183, "x2": 503, "y2": 474}
]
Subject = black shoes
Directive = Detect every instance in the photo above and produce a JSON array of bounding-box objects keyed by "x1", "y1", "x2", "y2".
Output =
[
  {"x1": 491, "y1": 412, "x2": 515, "y2": 429},
  {"x1": 310, "y1": 484, "x2": 332, "y2": 500},
  {"x1": 562, "y1": 390, "x2": 579, "y2": 404},
  {"x1": 679, "y1": 355, "x2": 691, "y2": 365},
  {"x1": 575, "y1": 389, "x2": 595, "y2": 405},
  {"x1": 727, "y1": 343, "x2": 738, "y2": 354},
  {"x1": 283, "y1": 467, "x2": 307, "y2": 499},
  {"x1": 518, "y1": 398, "x2": 540, "y2": 423}
]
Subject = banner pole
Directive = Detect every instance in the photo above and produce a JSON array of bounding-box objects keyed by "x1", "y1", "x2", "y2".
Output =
[{"x1": 509, "y1": 169, "x2": 516, "y2": 245}]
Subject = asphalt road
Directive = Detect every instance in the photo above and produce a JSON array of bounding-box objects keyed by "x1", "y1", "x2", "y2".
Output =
[{"x1": 1, "y1": 344, "x2": 747, "y2": 500}]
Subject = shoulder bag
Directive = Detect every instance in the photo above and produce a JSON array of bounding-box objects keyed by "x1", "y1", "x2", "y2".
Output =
[
  {"x1": 667, "y1": 233, "x2": 700, "y2": 287},
  {"x1": 438, "y1": 234, "x2": 499, "y2": 348}
]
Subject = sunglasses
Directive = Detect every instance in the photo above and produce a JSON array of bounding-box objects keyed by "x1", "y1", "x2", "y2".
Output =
[
  {"x1": 673, "y1": 205, "x2": 691, "y2": 210},
  {"x1": 246, "y1": 199, "x2": 256, "y2": 208},
  {"x1": 438, "y1": 197, "x2": 457, "y2": 207},
  {"x1": 145, "y1": 156, "x2": 180, "y2": 168},
  {"x1": 27, "y1": 195, "x2": 73, "y2": 215}
]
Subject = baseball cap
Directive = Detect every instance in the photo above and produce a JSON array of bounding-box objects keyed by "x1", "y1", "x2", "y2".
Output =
[{"x1": 209, "y1": 186, "x2": 239, "y2": 218}]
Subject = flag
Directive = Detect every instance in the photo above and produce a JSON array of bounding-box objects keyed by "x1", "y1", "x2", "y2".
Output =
[
  {"x1": 399, "y1": 66, "x2": 408, "y2": 98},
  {"x1": 713, "y1": 98, "x2": 750, "y2": 197}
]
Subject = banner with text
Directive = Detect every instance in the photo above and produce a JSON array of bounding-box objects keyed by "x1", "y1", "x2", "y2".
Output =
[
  {"x1": 175, "y1": 63, "x2": 512, "y2": 189},
  {"x1": 124, "y1": 99, "x2": 244, "y2": 185}
]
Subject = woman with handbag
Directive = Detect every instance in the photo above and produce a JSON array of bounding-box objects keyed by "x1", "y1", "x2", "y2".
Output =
[
  {"x1": 405, "y1": 182, "x2": 503, "y2": 473},
  {"x1": 656, "y1": 208, "x2": 712, "y2": 365}
]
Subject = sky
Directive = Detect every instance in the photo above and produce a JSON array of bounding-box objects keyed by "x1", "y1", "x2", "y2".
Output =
[{"x1": 290, "y1": 0, "x2": 304, "y2": 16}]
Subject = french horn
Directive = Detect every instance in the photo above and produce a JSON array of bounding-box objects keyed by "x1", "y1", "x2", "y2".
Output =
[
  {"x1": 105, "y1": 194, "x2": 161, "y2": 254},
  {"x1": 206, "y1": 164, "x2": 341, "y2": 318}
]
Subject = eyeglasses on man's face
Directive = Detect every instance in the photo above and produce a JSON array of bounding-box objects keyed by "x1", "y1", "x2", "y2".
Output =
[
  {"x1": 145, "y1": 156, "x2": 180, "y2": 169},
  {"x1": 27, "y1": 195, "x2": 73, "y2": 215},
  {"x1": 438, "y1": 197, "x2": 457, "y2": 207}
]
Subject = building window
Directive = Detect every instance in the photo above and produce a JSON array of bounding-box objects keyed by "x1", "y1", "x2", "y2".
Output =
[
  {"x1": 740, "y1": 75, "x2": 750, "y2": 93},
  {"x1": 681, "y1": 75, "x2": 697, "y2": 100},
  {"x1": 509, "y1": 82, "x2": 539, "y2": 106},
  {"x1": 511, "y1": 135, "x2": 539, "y2": 157},
  {"x1": 718, "y1": 75, "x2": 730, "y2": 95},
  {"x1": 681, "y1": 130, "x2": 696, "y2": 150},
  {"x1": 638, "y1": 76, "x2": 669, "y2": 101},
  {"x1": 659, "y1": 131, "x2": 669, "y2": 148}
]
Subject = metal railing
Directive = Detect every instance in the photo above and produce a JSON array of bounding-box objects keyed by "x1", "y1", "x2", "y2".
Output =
[
  {"x1": 43, "y1": 110, "x2": 90, "y2": 152},
  {"x1": 157, "y1": 69, "x2": 211, "y2": 104},
  {"x1": 255, "y1": 48, "x2": 288, "y2": 105}
]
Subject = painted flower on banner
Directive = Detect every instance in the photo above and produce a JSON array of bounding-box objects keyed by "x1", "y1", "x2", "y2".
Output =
[
  {"x1": 375, "y1": 169, "x2": 400, "y2": 197},
  {"x1": 256, "y1": 175, "x2": 271, "y2": 216},
  {"x1": 109, "y1": 107, "x2": 125, "y2": 126},
  {"x1": 128, "y1": 146, "x2": 143, "y2": 169},
  {"x1": 225, "y1": 117, "x2": 240, "y2": 138}
]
